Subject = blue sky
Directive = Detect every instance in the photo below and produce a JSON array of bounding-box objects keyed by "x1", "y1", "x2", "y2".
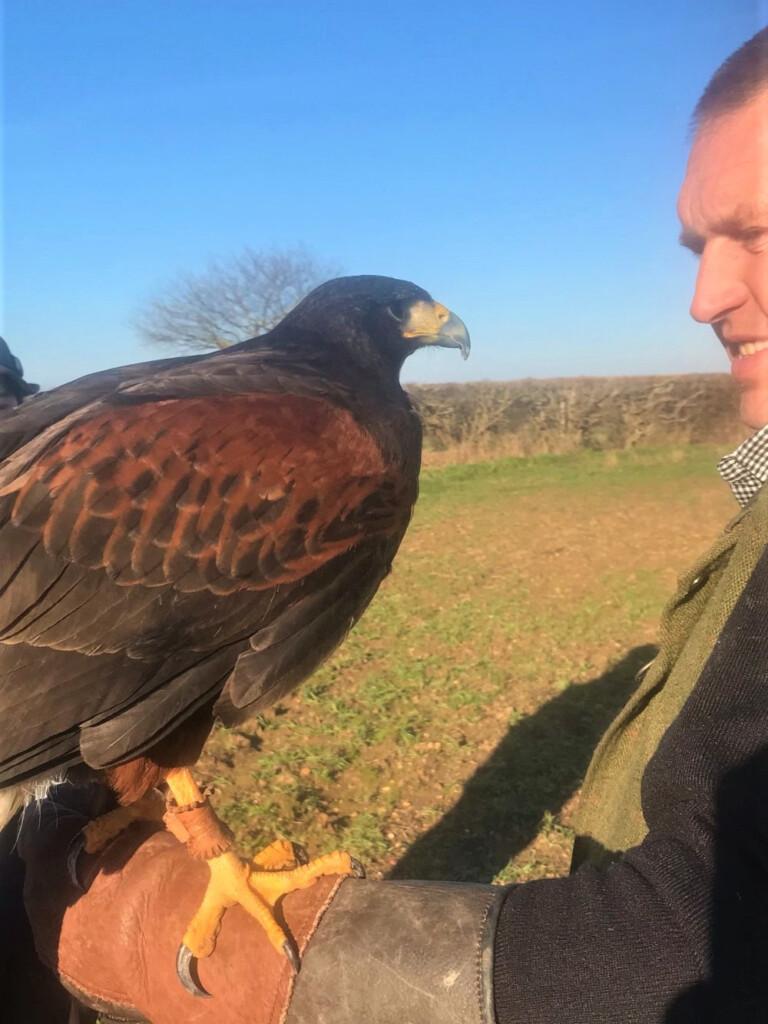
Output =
[{"x1": 3, "y1": 1, "x2": 766, "y2": 389}]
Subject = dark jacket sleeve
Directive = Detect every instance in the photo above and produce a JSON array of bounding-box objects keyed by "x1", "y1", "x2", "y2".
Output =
[{"x1": 493, "y1": 545, "x2": 768, "y2": 1023}]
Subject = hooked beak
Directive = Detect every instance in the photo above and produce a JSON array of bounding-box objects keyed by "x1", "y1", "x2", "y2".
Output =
[
  {"x1": 400, "y1": 300, "x2": 471, "y2": 361},
  {"x1": 434, "y1": 310, "x2": 471, "y2": 361}
]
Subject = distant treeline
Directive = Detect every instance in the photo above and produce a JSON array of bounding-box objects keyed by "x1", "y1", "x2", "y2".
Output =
[{"x1": 407, "y1": 375, "x2": 745, "y2": 463}]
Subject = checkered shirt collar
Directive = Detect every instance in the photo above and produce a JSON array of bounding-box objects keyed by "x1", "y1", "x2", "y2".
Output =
[{"x1": 718, "y1": 424, "x2": 768, "y2": 507}]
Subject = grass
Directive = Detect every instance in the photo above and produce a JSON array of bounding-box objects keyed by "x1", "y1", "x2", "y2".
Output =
[{"x1": 199, "y1": 443, "x2": 736, "y2": 882}]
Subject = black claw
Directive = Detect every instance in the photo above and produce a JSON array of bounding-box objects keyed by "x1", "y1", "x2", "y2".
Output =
[
  {"x1": 176, "y1": 944, "x2": 211, "y2": 998},
  {"x1": 292, "y1": 843, "x2": 309, "y2": 866},
  {"x1": 282, "y1": 938, "x2": 301, "y2": 975},
  {"x1": 66, "y1": 833, "x2": 87, "y2": 891},
  {"x1": 350, "y1": 857, "x2": 366, "y2": 879}
]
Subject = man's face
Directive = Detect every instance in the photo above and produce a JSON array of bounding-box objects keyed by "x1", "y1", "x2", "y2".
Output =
[{"x1": 678, "y1": 90, "x2": 768, "y2": 429}]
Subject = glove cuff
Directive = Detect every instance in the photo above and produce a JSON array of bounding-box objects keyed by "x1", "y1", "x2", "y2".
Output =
[{"x1": 285, "y1": 878, "x2": 507, "y2": 1024}]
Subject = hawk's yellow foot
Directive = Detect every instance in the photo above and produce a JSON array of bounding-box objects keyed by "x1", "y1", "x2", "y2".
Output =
[
  {"x1": 252, "y1": 836, "x2": 308, "y2": 870},
  {"x1": 164, "y1": 768, "x2": 364, "y2": 997},
  {"x1": 67, "y1": 792, "x2": 165, "y2": 888},
  {"x1": 183, "y1": 847, "x2": 363, "y2": 959}
]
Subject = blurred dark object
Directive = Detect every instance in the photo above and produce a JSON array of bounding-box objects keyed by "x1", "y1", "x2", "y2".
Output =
[
  {"x1": 0, "y1": 782, "x2": 109, "y2": 1023},
  {"x1": 0, "y1": 812, "x2": 96, "y2": 1023},
  {"x1": 0, "y1": 337, "x2": 40, "y2": 410},
  {"x1": 0, "y1": 342, "x2": 57, "y2": 1019}
]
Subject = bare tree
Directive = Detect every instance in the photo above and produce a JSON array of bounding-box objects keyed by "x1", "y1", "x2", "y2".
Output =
[{"x1": 133, "y1": 246, "x2": 341, "y2": 352}]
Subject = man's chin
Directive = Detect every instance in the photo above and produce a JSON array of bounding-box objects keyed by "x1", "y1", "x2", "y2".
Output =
[{"x1": 739, "y1": 394, "x2": 768, "y2": 432}]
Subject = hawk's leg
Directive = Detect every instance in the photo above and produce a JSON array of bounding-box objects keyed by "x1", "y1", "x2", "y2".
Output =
[{"x1": 164, "y1": 768, "x2": 364, "y2": 997}]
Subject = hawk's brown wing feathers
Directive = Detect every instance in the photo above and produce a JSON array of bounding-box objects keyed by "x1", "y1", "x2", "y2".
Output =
[
  {"x1": 0, "y1": 389, "x2": 415, "y2": 780},
  {"x1": 3, "y1": 392, "x2": 411, "y2": 599}
]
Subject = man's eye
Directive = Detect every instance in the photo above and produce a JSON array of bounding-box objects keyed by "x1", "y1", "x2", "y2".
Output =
[{"x1": 742, "y1": 228, "x2": 768, "y2": 251}]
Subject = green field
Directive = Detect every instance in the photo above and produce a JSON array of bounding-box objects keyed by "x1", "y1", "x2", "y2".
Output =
[{"x1": 199, "y1": 444, "x2": 736, "y2": 883}]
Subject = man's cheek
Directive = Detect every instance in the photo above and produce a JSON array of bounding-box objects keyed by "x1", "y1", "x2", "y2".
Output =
[{"x1": 752, "y1": 255, "x2": 768, "y2": 315}]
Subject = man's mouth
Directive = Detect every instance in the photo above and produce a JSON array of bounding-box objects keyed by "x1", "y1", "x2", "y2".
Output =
[{"x1": 727, "y1": 340, "x2": 768, "y2": 359}]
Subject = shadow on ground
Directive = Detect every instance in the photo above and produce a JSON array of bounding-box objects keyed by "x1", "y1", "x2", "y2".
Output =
[{"x1": 389, "y1": 644, "x2": 655, "y2": 882}]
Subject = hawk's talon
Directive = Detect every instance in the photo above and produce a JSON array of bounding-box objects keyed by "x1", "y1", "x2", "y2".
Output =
[
  {"x1": 282, "y1": 938, "x2": 301, "y2": 975},
  {"x1": 66, "y1": 833, "x2": 87, "y2": 891},
  {"x1": 176, "y1": 943, "x2": 211, "y2": 999},
  {"x1": 350, "y1": 856, "x2": 366, "y2": 878},
  {"x1": 292, "y1": 842, "x2": 308, "y2": 867}
]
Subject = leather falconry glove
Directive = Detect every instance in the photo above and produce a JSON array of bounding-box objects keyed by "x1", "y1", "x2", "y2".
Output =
[{"x1": 19, "y1": 793, "x2": 504, "y2": 1024}]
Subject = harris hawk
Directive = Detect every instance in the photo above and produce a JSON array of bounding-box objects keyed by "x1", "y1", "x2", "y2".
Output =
[{"x1": 0, "y1": 276, "x2": 469, "y2": 992}]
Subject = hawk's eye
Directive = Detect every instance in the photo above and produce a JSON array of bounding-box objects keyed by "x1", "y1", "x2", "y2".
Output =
[{"x1": 386, "y1": 301, "x2": 407, "y2": 323}]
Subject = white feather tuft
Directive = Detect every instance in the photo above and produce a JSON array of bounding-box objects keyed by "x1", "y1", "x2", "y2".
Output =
[{"x1": 0, "y1": 774, "x2": 64, "y2": 831}]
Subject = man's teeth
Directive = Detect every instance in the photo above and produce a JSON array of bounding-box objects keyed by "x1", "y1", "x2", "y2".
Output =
[{"x1": 733, "y1": 340, "x2": 768, "y2": 357}]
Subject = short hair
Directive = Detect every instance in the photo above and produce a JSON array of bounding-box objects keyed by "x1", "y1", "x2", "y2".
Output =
[{"x1": 693, "y1": 26, "x2": 768, "y2": 128}]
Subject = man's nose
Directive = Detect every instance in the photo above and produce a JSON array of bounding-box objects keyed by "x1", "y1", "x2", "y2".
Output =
[{"x1": 689, "y1": 240, "x2": 749, "y2": 323}]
